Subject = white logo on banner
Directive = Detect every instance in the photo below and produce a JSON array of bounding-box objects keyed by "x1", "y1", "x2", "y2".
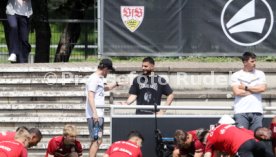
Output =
[
  {"x1": 121, "y1": 6, "x2": 145, "y2": 32},
  {"x1": 221, "y1": 0, "x2": 274, "y2": 46}
]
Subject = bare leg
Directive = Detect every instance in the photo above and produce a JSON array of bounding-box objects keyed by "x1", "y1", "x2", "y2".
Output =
[{"x1": 89, "y1": 140, "x2": 102, "y2": 157}]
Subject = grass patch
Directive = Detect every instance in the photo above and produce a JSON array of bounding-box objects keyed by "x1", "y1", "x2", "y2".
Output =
[{"x1": 96, "y1": 56, "x2": 276, "y2": 63}]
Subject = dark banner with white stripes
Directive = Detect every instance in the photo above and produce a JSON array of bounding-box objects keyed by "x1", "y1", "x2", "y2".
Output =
[{"x1": 102, "y1": 0, "x2": 276, "y2": 56}]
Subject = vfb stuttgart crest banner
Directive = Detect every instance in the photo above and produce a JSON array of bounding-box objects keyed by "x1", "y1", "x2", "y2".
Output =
[
  {"x1": 103, "y1": 0, "x2": 276, "y2": 56},
  {"x1": 121, "y1": 6, "x2": 145, "y2": 32}
]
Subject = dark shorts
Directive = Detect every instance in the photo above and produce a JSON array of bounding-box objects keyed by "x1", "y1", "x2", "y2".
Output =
[
  {"x1": 87, "y1": 117, "x2": 104, "y2": 141},
  {"x1": 236, "y1": 139, "x2": 274, "y2": 157},
  {"x1": 234, "y1": 113, "x2": 263, "y2": 131}
]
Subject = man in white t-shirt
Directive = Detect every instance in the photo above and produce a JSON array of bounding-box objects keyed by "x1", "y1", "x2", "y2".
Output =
[
  {"x1": 231, "y1": 52, "x2": 267, "y2": 131},
  {"x1": 85, "y1": 58, "x2": 120, "y2": 157}
]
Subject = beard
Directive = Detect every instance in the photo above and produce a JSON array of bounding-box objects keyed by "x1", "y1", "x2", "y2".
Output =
[{"x1": 143, "y1": 70, "x2": 152, "y2": 75}]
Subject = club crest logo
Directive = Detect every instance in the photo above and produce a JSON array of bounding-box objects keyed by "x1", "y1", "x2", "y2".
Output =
[
  {"x1": 121, "y1": 6, "x2": 145, "y2": 32},
  {"x1": 221, "y1": 0, "x2": 274, "y2": 46}
]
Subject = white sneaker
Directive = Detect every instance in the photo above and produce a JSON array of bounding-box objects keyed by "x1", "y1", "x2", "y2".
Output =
[{"x1": 8, "y1": 53, "x2": 16, "y2": 62}]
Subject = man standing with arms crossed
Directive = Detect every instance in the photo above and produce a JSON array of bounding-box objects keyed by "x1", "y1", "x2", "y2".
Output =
[
  {"x1": 86, "y1": 58, "x2": 121, "y2": 157},
  {"x1": 231, "y1": 52, "x2": 267, "y2": 131}
]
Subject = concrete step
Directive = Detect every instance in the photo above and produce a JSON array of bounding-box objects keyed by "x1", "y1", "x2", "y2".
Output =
[
  {"x1": 0, "y1": 90, "x2": 111, "y2": 103},
  {"x1": 0, "y1": 102, "x2": 86, "y2": 110},
  {"x1": 37, "y1": 135, "x2": 110, "y2": 145},
  {"x1": 32, "y1": 143, "x2": 110, "y2": 151},
  {"x1": 0, "y1": 84, "x2": 85, "y2": 91},
  {"x1": 0, "y1": 110, "x2": 87, "y2": 117},
  {"x1": 28, "y1": 149, "x2": 106, "y2": 157},
  {"x1": 0, "y1": 124, "x2": 110, "y2": 136},
  {"x1": 0, "y1": 63, "x2": 97, "y2": 73},
  {"x1": 0, "y1": 90, "x2": 85, "y2": 97},
  {"x1": 0, "y1": 126, "x2": 110, "y2": 136},
  {"x1": 1, "y1": 73, "x2": 276, "y2": 91},
  {"x1": 0, "y1": 102, "x2": 112, "y2": 117},
  {"x1": 2, "y1": 89, "x2": 272, "y2": 100},
  {"x1": 40, "y1": 129, "x2": 110, "y2": 137},
  {"x1": 0, "y1": 117, "x2": 110, "y2": 123},
  {"x1": 0, "y1": 97, "x2": 85, "y2": 104},
  {"x1": 26, "y1": 134, "x2": 111, "y2": 150},
  {"x1": 0, "y1": 102, "x2": 110, "y2": 110},
  {"x1": 0, "y1": 91, "x2": 112, "y2": 103},
  {"x1": 0, "y1": 71, "x2": 92, "y2": 78}
]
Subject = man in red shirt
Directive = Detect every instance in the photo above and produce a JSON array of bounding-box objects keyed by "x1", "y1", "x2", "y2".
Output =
[
  {"x1": 45, "y1": 124, "x2": 82, "y2": 157},
  {"x1": 270, "y1": 116, "x2": 276, "y2": 156},
  {"x1": 103, "y1": 130, "x2": 144, "y2": 157},
  {"x1": 172, "y1": 129, "x2": 207, "y2": 157},
  {"x1": 254, "y1": 116, "x2": 276, "y2": 157},
  {"x1": 0, "y1": 126, "x2": 42, "y2": 148},
  {"x1": 0, "y1": 127, "x2": 31, "y2": 157},
  {"x1": 204, "y1": 124, "x2": 273, "y2": 157}
]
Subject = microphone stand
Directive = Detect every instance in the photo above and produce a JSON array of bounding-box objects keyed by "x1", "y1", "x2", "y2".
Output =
[
  {"x1": 154, "y1": 103, "x2": 163, "y2": 157},
  {"x1": 154, "y1": 103, "x2": 158, "y2": 134},
  {"x1": 154, "y1": 104, "x2": 174, "y2": 157}
]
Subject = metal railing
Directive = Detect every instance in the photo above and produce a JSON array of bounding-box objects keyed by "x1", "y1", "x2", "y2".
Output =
[{"x1": 109, "y1": 105, "x2": 276, "y2": 117}]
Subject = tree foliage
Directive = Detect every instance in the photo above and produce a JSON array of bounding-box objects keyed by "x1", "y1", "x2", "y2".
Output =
[
  {"x1": 54, "y1": 0, "x2": 93, "y2": 62},
  {"x1": 32, "y1": 0, "x2": 51, "y2": 63}
]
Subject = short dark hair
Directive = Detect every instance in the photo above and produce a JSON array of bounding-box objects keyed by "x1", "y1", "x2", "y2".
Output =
[
  {"x1": 142, "y1": 57, "x2": 155, "y2": 65},
  {"x1": 241, "y1": 52, "x2": 256, "y2": 62},
  {"x1": 29, "y1": 128, "x2": 43, "y2": 139},
  {"x1": 128, "y1": 130, "x2": 144, "y2": 142}
]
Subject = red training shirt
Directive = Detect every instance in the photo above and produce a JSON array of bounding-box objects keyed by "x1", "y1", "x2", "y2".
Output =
[
  {"x1": 105, "y1": 140, "x2": 142, "y2": 157},
  {"x1": 0, "y1": 140, "x2": 28, "y2": 157},
  {"x1": 0, "y1": 132, "x2": 16, "y2": 141},
  {"x1": 205, "y1": 124, "x2": 254, "y2": 155},
  {"x1": 45, "y1": 136, "x2": 82, "y2": 157}
]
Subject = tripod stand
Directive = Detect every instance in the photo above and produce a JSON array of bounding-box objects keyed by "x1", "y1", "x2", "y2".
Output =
[{"x1": 154, "y1": 103, "x2": 174, "y2": 157}]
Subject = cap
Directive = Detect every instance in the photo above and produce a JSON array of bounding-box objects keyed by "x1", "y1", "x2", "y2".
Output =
[
  {"x1": 218, "y1": 115, "x2": 236, "y2": 125},
  {"x1": 99, "y1": 58, "x2": 115, "y2": 71}
]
